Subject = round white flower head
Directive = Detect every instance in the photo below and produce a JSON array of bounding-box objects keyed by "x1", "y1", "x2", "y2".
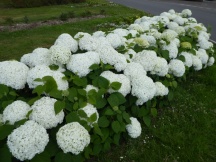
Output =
[
  {"x1": 128, "y1": 29, "x2": 139, "y2": 37},
  {"x1": 54, "y1": 33, "x2": 78, "y2": 53},
  {"x1": 133, "y1": 37, "x2": 150, "y2": 48},
  {"x1": 161, "y1": 29, "x2": 178, "y2": 42},
  {"x1": 74, "y1": 32, "x2": 91, "y2": 40},
  {"x1": 79, "y1": 35, "x2": 99, "y2": 51},
  {"x1": 27, "y1": 65, "x2": 68, "y2": 90},
  {"x1": 167, "y1": 22, "x2": 179, "y2": 30},
  {"x1": 128, "y1": 24, "x2": 144, "y2": 32},
  {"x1": 126, "y1": 117, "x2": 142, "y2": 138},
  {"x1": 49, "y1": 45, "x2": 71, "y2": 65},
  {"x1": 173, "y1": 38, "x2": 180, "y2": 47},
  {"x1": 56, "y1": 122, "x2": 90, "y2": 155},
  {"x1": 198, "y1": 39, "x2": 213, "y2": 50},
  {"x1": 151, "y1": 57, "x2": 169, "y2": 76},
  {"x1": 112, "y1": 28, "x2": 129, "y2": 37},
  {"x1": 198, "y1": 31, "x2": 210, "y2": 41},
  {"x1": 157, "y1": 16, "x2": 170, "y2": 25},
  {"x1": 132, "y1": 50, "x2": 158, "y2": 71},
  {"x1": 139, "y1": 21, "x2": 151, "y2": 32},
  {"x1": 66, "y1": 52, "x2": 100, "y2": 77},
  {"x1": 140, "y1": 34, "x2": 156, "y2": 46},
  {"x1": 196, "y1": 49, "x2": 209, "y2": 64},
  {"x1": 0, "y1": 61, "x2": 29, "y2": 90},
  {"x1": 134, "y1": 18, "x2": 142, "y2": 24},
  {"x1": 21, "y1": 48, "x2": 51, "y2": 68},
  {"x1": 100, "y1": 71, "x2": 131, "y2": 96},
  {"x1": 207, "y1": 57, "x2": 215, "y2": 66},
  {"x1": 174, "y1": 26, "x2": 185, "y2": 35},
  {"x1": 191, "y1": 55, "x2": 202, "y2": 71},
  {"x1": 173, "y1": 16, "x2": 185, "y2": 25},
  {"x1": 30, "y1": 97, "x2": 64, "y2": 129},
  {"x1": 181, "y1": 9, "x2": 192, "y2": 17},
  {"x1": 149, "y1": 29, "x2": 161, "y2": 39},
  {"x1": 7, "y1": 120, "x2": 49, "y2": 161},
  {"x1": 79, "y1": 104, "x2": 99, "y2": 127},
  {"x1": 92, "y1": 31, "x2": 106, "y2": 38},
  {"x1": 155, "y1": 82, "x2": 169, "y2": 97},
  {"x1": 3, "y1": 100, "x2": 31, "y2": 125},
  {"x1": 162, "y1": 42, "x2": 178, "y2": 59},
  {"x1": 168, "y1": 9, "x2": 175, "y2": 14},
  {"x1": 106, "y1": 33, "x2": 124, "y2": 49},
  {"x1": 96, "y1": 45, "x2": 127, "y2": 72},
  {"x1": 124, "y1": 62, "x2": 147, "y2": 80},
  {"x1": 168, "y1": 59, "x2": 185, "y2": 77},
  {"x1": 180, "y1": 52, "x2": 193, "y2": 67}
]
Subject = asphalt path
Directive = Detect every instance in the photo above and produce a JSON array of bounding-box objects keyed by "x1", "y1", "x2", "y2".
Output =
[{"x1": 109, "y1": 0, "x2": 216, "y2": 42}]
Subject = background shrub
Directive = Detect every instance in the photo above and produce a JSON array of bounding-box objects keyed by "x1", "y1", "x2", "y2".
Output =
[{"x1": 8, "y1": 0, "x2": 86, "y2": 8}]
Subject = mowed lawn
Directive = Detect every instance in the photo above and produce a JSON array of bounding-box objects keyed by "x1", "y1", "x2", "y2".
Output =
[{"x1": 0, "y1": 0, "x2": 216, "y2": 161}]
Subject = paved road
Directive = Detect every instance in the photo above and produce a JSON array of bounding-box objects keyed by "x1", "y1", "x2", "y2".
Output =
[{"x1": 110, "y1": 0, "x2": 216, "y2": 41}]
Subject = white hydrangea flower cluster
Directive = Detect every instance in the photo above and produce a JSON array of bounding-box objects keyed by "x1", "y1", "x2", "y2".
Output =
[
  {"x1": 20, "y1": 48, "x2": 51, "y2": 68},
  {"x1": 196, "y1": 49, "x2": 209, "y2": 64},
  {"x1": 128, "y1": 24, "x2": 144, "y2": 32},
  {"x1": 161, "y1": 29, "x2": 178, "y2": 42},
  {"x1": 207, "y1": 57, "x2": 215, "y2": 66},
  {"x1": 180, "y1": 52, "x2": 193, "y2": 67},
  {"x1": 124, "y1": 63, "x2": 156, "y2": 105},
  {"x1": 181, "y1": 9, "x2": 192, "y2": 18},
  {"x1": 168, "y1": 59, "x2": 185, "y2": 77},
  {"x1": 49, "y1": 44, "x2": 71, "y2": 65},
  {"x1": 0, "y1": 61, "x2": 29, "y2": 90},
  {"x1": 100, "y1": 71, "x2": 131, "y2": 96},
  {"x1": 162, "y1": 41, "x2": 178, "y2": 59},
  {"x1": 132, "y1": 50, "x2": 158, "y2": 71},
  {"x1": 3, "y1": 100, "x2": 31, "y2": 125},
  {"x1": 79, "y1": 35, "x2": 99, "y2": 51},
  {"x1": 30, "y1": 97, "x2": 64, "y2": 129},
  {"x1": 79, "y1": 103, "x2": 99, "y2": 127},
  {"x1": 151, "y1": 57, "x2": 169, "y2": 76},
  {"x1": 126, "y1": 117, "x2": 142, "y2": 138},
  {"x1": 66, "y1": 52, "x2": 100, "y2": 77},
  {"x1": 27, "y1": 65, "x2": 68, "y2": 90},
  {"x1": 112, "y1": 28, "x2": 129, "y2": 37},
  {"x1": 7, "y1": 120, "x2": 49, "y2": 161},
  {"x1": 96, "y1": 45, "x2": 127, "y2": 72},
  {"x1": 155, "y1": 82, "x2": 169, "y2": 97},
  {"x1": 54, "y1": 33, "x2": 78, "y2": 53},
  {"x1": 191, "y1": 55, "x2": 202, "y2": 71},
  {"x1": 56, "y1": 122, "x2": 90, "y2": 155},
  {"x1": 106, "y1": 33, "x2": 125, "y2": 49}
]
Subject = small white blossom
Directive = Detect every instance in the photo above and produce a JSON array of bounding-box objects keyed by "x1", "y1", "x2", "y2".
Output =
[
  {"x1": 79, "y1": 35, "x2": 99, "y2": 51},
  {"x1": 151, "y1": 57, "x2": 169, "y2": 76},
  {"x1": 162, "y1": 42, "x2": 178, "y2": 59},
  {"x1": 126, "y1": 117, "x2": 142, "y2": 138},
  {"x1": 7, "y1": 120, "x2": 49, "y2": 161},
  {"x1": 191, "y1": 55, "x2": 202, "y2": 71},
  {"x1": 106, "y1": 33, "x2": 125, "y2": 49},
  {"x1": 79, "y1": 104, "x2": 99, "y2": 127},
  {"x1": 161, "y1": 29, "x2": 178, "y2": 42},
  {"x1": 155, "y1": 82, "x2": 169, "y2": 97},
  {"x1": 207, "y1": 57, "x2": 215, "y2": 66},
  {"x1": 196, "y1": 49, "x2": 209, "y2": 64},
  {"x1": 181, "y1": 9, "x2": 192, "y2": 18},
  {"x1": 128, "y1": 24, "x2": 144, "y2": 32},
  {"x1": 56, "y1": 122, "x2": 90, "y2": 155}
]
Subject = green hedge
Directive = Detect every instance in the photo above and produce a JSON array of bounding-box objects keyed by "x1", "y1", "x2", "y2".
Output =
[{"x1": 8, "y1": 0, "x2": 86, "y2": 8}]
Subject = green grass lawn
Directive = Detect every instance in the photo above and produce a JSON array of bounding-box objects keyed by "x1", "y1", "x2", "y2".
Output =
[{"x1": 0, "y1": 0, "x2": 216, "y2": 161}]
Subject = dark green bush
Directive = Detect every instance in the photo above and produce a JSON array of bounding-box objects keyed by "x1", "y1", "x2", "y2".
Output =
[{"x1": 8, "y1": 0, "x2": 86, "y2": 8}]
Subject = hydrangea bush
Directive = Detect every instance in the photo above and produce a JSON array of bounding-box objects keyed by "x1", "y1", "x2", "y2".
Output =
[{"x1": 0, "y1": 9, "x2": 215, "y2": 161}]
